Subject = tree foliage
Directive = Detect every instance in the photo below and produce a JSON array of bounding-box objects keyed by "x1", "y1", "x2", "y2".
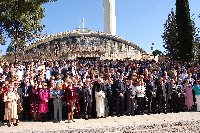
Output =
[
  {"x1": 162, "y1": 9, "x2": 178, "y2": 60},
  {"x1": 0, "y1": 0, "x2": 56, "y2": 51},
  {"x1": 176, "y1": 0, "x2": 194, "y2": 61},
  {"x1": 162, "y1": 1, "x2": 200, "y2": 61},
  {"x1": 191, "y1": 16, "x2": 200, "y2": 60},
  {"x1": 152, "y1": 49, "x2": 163, "y2": 56},
  {"x1": 0, "y1": 32, "x2": 6, "y2": 45}
]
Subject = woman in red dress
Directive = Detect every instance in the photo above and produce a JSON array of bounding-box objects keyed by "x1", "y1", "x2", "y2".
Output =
[{"x1": 65, "y1": 80, "x2": 77, "y2": 123}]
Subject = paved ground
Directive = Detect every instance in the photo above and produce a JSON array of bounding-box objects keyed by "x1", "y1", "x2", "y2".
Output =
[{"x1": 1, "y1": 112, "x2": 200, "y2": 133}]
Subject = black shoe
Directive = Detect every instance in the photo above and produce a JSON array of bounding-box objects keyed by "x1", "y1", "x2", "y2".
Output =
[
  {"x1": 14, "y1": 123, "x2": 18, "y2": 126},
  {"x1": 85, "y1": 115, "x2": 89, "y2": 120},
  {"x1": 127, "y1": 113, "x2": 131, "y2": 116},
  {"x1": 7, "y1": 123, "x2": 11, "y2": 127},
  {"x1": 53, "y1": 120, "x2": 57, "y2": 123}
]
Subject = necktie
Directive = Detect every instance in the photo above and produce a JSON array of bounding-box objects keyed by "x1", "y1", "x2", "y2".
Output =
[{"x1": 25, "y1": 86, "x2": 28, "y2": 94}]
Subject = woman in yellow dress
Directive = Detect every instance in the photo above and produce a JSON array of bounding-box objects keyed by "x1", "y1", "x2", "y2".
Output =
[{"x1": 3, "y1": 84, "x2": 19, "y2": 127}]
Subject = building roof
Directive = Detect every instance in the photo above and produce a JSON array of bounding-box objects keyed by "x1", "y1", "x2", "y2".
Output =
[{"x1": 25, "y1": 28, "x2": 146, "y2": 53}]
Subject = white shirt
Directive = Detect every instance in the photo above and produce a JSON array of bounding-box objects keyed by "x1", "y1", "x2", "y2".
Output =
[
  {"x1": 45, "y1": 69, "x2": 51, "y2": 80},
  {"x1": 16, "y1": 69, "x2": 24, "y2": 81},
  {"x1": 49, "y1": 87, "x2": 54, "y2": 98},
  {"x1": 0, "y1": 67, "x2": 3, "y2": 74},
  {"x1": 179, "y1": 73, "x2": 188, "y2": 82},
  {"x1": 136, "y1": 85, "x2": 146, "y2": 97},
  {"x1": 131, "y1": 86, "x2": 137, "y2": 97}
]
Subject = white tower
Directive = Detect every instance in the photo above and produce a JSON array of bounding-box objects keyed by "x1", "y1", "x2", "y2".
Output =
[{"x1": 104, "y1": 0, "x2": 116, "y2": 35}]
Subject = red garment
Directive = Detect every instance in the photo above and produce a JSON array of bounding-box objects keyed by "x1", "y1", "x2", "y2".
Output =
[
  {"x1": 30, "y1": 88, "x2": 39, "y2": 113},
  {"x1": 39, "y1": 88, "x2": 50, "y2": 113},
  {"x1": 1, "y1": 86, "x2": 8, "y2": 99},
  {"x1": 66, "y1": 86, "x2": 77, "y2": 113}
]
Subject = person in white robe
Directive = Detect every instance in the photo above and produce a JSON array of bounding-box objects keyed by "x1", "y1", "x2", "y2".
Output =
[{"x1": 95, "y1": 78, "x2": 106, "y2": 117}]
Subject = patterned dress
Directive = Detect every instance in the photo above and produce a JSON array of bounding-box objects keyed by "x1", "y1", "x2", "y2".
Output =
[
  {"x1": 184, "y1": 84, "x2": 194, "y2": 107},
  {"x1": 66, "y1": 86, "x2": 77, "y2": 113},
  {"x1": 30, "y1": 88, "x2": 39, "y2": 113},
  {"x1": 4, "y1": 91, "x2": 19, "y2": 120}
]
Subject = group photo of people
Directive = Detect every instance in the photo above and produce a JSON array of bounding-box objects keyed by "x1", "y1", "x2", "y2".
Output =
[{"x1": 0, "y1": 59, "x2": 200, "y2": 127}]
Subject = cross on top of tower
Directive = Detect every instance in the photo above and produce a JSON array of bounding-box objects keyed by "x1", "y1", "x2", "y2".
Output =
[{"x1": 80, "y1": 18, "x2": 86, "y2": 29}]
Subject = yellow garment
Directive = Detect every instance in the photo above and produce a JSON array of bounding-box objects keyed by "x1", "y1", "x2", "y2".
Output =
[{"x1": 4, "y1": 91, "x2": 19, "y2": 120}]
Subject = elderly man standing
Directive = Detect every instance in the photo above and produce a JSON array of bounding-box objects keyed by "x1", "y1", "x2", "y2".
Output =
[
  {"x1": 52, "y1": 83, "x2": 64, "y2": 123},
  {"x1": 104, "y1": 78, "x2": 114, "y2": 117},
  {"x1": 115, "y1": 75, "x2": 126, "y2": 117}
]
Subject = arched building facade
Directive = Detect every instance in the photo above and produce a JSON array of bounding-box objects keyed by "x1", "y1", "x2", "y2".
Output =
[{"x1": 23, "y1": 29, "x2": 146, "y2": 60}]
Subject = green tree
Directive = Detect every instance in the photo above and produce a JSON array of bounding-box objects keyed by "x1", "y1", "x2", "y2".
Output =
[
  {"x1": 191, "y1": 16, "x2": 200, "y2": 60},
  {"x1": 176, "y1": 0, "x2": 194, "y2": 61},
  {"x1": 0, "y1": 32, "x2": 6, "y2": 45},
  {"x1": 152, "y1": 49, "x2": 163, "y2": 57},
  {"x1": 0, "y1": 0, "x2": 56, "y2": 60},
  {"x1": 162, "y1": 5, "x2": 200, "y2": 61},
  {"x1": 162, "y1": 9, "x2": 179, "y2": 60}
]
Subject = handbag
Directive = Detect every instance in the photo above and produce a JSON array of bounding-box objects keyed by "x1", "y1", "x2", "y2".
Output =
[{"x1": 17, "y1": 102, "x2": 23, "y2": 113}]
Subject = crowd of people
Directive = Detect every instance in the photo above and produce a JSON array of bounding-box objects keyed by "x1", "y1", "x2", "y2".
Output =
[{"x1": 0, "y1": 59, "x2": 200, "y2": 127}]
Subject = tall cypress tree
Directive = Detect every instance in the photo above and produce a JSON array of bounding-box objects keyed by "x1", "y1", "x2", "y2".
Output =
[
  {"x1": 176, "y1": 0, "x2": 194, "y2": 61},
  {"x1": 162, "y1": 9, "x2": 179, "y2": 60}
]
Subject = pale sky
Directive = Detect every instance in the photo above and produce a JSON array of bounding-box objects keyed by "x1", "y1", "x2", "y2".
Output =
[{"x1": 1, "y1": 0, "x2": 200, "y2": 54}]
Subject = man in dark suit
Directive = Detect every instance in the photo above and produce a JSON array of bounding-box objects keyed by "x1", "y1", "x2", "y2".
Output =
[
  {"x1": 91, "y1": 75, "x2": 101, "y2": 118},
  {"x1": 156, "y1": 77, "x2": 167, "y2": 114},
  {"x1": 21, "y1": 79, "x2": 32, "y2": 121},
  {"x1": 177, "y1": 83, "x2": 185, "y2": 112},
  {"x1": 115, "y1": 75, "x2": 125, "y2": 117},
  {"x1": 83, "y1": 79, "x2": 92, "y2": 120},
  {"x1": 145, "y1": 75, "x2": 154, "y2": 115},
  {"x1": 170, "y1": 79, "x2": 178, "y2": 113},
  {"x1": 125, "y1": 78, "x2": 136, "y2": 116},
  {"x1": 104, "y1": 78, "x2": 114, "y2": 116}
]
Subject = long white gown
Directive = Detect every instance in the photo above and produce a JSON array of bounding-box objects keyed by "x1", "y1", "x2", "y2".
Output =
[{"x1": 95, "y1": 90, "x2": 106, "y2": 117}]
